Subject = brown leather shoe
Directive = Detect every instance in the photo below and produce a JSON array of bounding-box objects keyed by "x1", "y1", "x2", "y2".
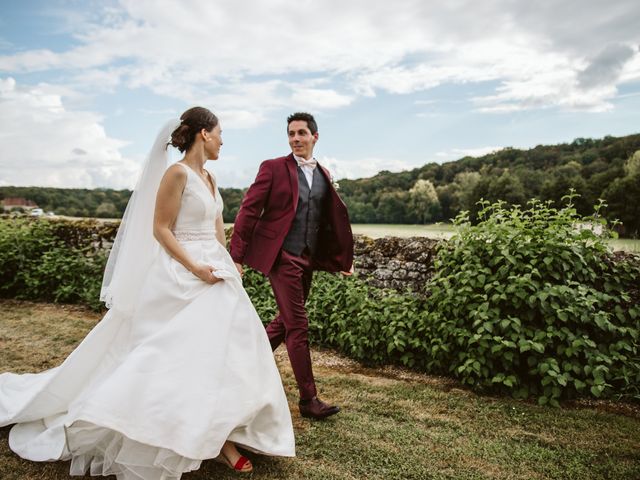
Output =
[{"x1": 299, "y1": 397, "x2": 340, "y2": 420}]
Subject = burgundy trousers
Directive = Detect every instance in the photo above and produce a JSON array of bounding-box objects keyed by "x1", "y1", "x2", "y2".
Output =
[{"x1": 266, "y1": 249, "x2": 317, "y2": 400}]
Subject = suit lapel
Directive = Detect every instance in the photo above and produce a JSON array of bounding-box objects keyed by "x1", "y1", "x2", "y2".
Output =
[
  {"x1": 287, "y1": 156, "x2": 342, "y2": 212},
  {"x1": 285, "y1": 153, "x2": 299, "y2": 212},
  {"x1": 318, "y1": 163, "x2": 347, "y2": 209},
  {"x1": 318, "y1": 165, "x2": 332, "y2": 187}
]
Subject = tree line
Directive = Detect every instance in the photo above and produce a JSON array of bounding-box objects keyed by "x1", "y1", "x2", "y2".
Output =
[
  {"x1": 0, "y1": 185, "x2": 248, "y2": 224},
  {"x1": 2, "y1": 133, "x2": 639, "y2": 236},
  {"x1": 338, "y1": 134, "x2": 640, "y2": 236}
]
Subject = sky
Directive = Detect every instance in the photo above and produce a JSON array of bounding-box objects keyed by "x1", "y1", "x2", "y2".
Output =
[{"x1": 1, "y1": 0, "x2": 639, "y2": 190}]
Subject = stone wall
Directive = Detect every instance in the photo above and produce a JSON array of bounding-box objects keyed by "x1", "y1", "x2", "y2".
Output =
[
  {"x1": 351, "y1": 236, "x2": 640, "y2": 303},
  {"x1": 353, "y1": 235, "x2": 441, "y2": 293}
]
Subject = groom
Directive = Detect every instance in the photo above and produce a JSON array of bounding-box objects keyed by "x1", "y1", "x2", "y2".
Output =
[{"x1": 230, "y1": 112, "x2": 354, "y2": 420}]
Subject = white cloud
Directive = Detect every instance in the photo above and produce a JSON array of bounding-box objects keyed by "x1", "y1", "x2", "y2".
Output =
[
  {"x1": 472, "y1": 67, "x2": 622, "y2": 114},
  {"x1": 1, "y1": 0, "x2": 640, "y2": 191},
  {"x1": 290, "y1": 89, "x2": 353, "y2": 110},
  {"x1": 209, "y1": 160, "x2": 260, "y2": 190},
  {"x1": 69, "y1": 67, "x2": 124, "y2": 93},
  {"x1": 216, "y1": 109, "x2": 268, "y2": 130},
  {"x1": 2, "y1": 0, "x2": 637, "y2": 116},
  {"x1": 0, "y1": 77, "x2": 138, "y2": 189},
  {"x1": 578, "y1": 44, "x2": 636, "y2": 89}
]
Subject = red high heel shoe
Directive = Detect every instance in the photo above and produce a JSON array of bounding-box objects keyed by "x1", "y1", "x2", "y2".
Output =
[{"x1": 215, "y1": 453, "x2": 253, "y2": 473}]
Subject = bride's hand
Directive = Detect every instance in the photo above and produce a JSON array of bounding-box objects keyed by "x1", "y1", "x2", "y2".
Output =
[
  {"x1": 234, "y1": 262, "x2": 244, "y2": 277},
  {"x1": 191, "y1": 264, "x2": 223, "y2": 284}
]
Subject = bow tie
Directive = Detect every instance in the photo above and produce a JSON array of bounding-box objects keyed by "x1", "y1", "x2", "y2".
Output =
[{"x1": 295, "y1": 157, "x2": 317, "y2": 169}]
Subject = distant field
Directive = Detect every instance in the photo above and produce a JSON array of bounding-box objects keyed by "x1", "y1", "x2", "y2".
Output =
[
  {"x1": 610, "y1": 238, "x2": 640, "y2": 253},
  {"x1": 351, "y1": 223, "x2": 456, "y2": 240},
  {"x1": 351, "y1": 224, "x2": 640, "y2": 253}
]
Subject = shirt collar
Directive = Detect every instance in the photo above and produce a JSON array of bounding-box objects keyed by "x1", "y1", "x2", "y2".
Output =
[{"x1": 293, "y1": 154, "x2": 317, "y2": 168}]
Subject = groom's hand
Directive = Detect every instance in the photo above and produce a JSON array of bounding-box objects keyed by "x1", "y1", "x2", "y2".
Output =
[
  {"x1": 340, "y1": 264, "x2": 355, "y2": 276},
  {"x1": 234, "y1": 262, "x2": 244, "y2": 277}
]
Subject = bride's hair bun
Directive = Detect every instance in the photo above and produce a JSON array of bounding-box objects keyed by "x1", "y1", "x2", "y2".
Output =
[
  {"x1": 168, "y1": 124, "x2": 191, "y2": 152},
  {"x1": 168, "y1": 107, "x2": 219, "y2": 153}
]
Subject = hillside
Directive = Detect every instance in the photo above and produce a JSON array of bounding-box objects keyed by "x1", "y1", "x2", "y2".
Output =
[{"x1": 338, "y1": 133, "x2": 640, "y2": 235}]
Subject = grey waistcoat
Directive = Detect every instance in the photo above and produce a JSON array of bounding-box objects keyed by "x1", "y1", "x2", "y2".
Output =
[{"x1": 282, "y1": 166, "x2": 329, "y2": 257}]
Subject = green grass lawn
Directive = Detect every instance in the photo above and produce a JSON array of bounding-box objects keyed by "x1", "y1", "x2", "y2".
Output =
[{"x1": 1, "y1": 300, "x2": 639, "y2": 479}]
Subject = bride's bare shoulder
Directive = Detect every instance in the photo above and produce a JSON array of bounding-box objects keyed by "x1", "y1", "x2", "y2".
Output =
[
  {"x1": 157, "y1": 163, "x2": 188, "y2": 195},
  {"x1": 163, "y1": 163, "x2": 188, "y2": 181}
]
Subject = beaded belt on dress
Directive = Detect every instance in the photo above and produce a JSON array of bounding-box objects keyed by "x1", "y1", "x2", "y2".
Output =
[{"x1": 173, "y1": 229, "x2": 216, "y2": 241}]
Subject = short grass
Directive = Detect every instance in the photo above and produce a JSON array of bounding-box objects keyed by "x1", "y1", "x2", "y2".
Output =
[{"x1": 1, "y1": 300, "x2": 639, "y2": 480}]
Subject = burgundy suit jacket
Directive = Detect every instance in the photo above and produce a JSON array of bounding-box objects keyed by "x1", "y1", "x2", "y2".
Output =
[{"x1": 230, "y1": 154, "x2": 354, "y2": 276}]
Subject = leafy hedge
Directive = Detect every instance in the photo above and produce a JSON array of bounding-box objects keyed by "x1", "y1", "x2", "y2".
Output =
[
  {"x1": 242, "y1": 268, "x2": 427, "y2": 367},
  {"x1": 1, "y1": 207, "x2": 639, "y2": 404},
  {"x1": 420, "y1": 196, "x2": 640, "y2": 405},
  {"x1": 0, "y1": 218, "x2": 115, "y2": 310}
]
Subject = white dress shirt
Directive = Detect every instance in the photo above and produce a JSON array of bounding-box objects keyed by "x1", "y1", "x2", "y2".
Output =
[{"x1": 293, "y1": 154, "x2": 316, "y2": 188}]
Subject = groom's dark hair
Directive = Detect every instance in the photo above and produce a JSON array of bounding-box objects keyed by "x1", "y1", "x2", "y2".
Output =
[{"x1": 287, "y1": 112, "x2": 318, "y2": 135}]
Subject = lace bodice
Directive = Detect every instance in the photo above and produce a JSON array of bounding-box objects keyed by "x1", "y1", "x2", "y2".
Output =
[{"x1": 172, "y1": 163, "x2": 223, "y2": 241}]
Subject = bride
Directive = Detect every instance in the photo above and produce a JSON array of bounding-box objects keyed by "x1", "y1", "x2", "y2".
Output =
[{"x1": 0, "y1": 107, "x2": 296, "y2": 478}]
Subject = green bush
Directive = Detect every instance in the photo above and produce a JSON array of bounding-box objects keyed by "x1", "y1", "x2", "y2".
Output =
[
  {"x1": 1, "y1": 210, "x2": 638, "y2": 405},
  {"x1": 0, "y1": 218, "x2": 112, "y2": 310},
  {"x1": 241, "y1": 268, "x2": 278, "y2": 320},
  {"x1": 421, "y1": 195, "x2": 640, "y2": 405},
  {"x1": 307, "y1": 273, "x2": 425, "y2": 366},
  {"x1": 241, "y1": 266, "x2": 427, "y2": 366}
]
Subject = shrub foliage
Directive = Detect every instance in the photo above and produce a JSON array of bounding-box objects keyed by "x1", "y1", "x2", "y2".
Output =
[
  {"x1": 0, "y1": 218, "x2": 114, "y2": 310},
  {"x1": 0, "y1": 204, "x2": 638, "y2": 404},
  {"x1": 421, "y1": 195, "x2": 640, "y2": 405}
]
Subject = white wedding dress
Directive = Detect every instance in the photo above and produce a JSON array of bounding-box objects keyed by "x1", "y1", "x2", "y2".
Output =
[{"x1": 0, "y1": 162, "x2": 295, "y2": 479}]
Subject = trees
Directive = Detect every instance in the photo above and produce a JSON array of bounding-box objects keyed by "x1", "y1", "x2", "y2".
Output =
[
  {"x1": 540, "y1": 163, "x2": 591, "y2": 214},
  {"x1": 378, "y1": 191, "x2": 410, "y2": 224},
  {"x1": 436, "y1": 184, "x2": 459, "y2": 222},
  {"x1": 602, "y1": 151, "x2": 640, "y2": 237},
  {"x1": 345, "y1": 200, "x2": 377, "y2": 223},
  {"x1": 95, "y1": 202, "x2": 119, "y2": 218},
  {"x1": 484, "y1": 170, "x2": 527, "y2": 205},
  {"x1": 625, "y1": 150, "x2": 640, "y2": 177},
  {"x1": 603, "y1": 175, "x2": 640, "y2": 237},
  {"x1": 409, "y1": 179, "x2": 441, "y2": 224},
  {"x1": 453, "y1": 171, "x2": 481, "y2": 213},
  {"x1": 2, "y1": 133, "x2": 640, "y2": 232}
]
